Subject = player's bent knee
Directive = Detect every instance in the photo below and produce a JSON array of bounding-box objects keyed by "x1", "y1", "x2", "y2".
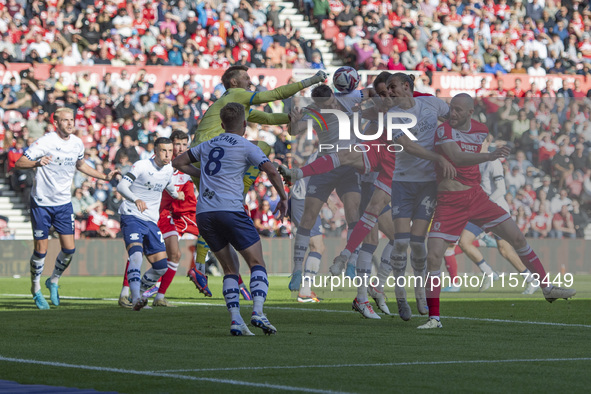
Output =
[
  {"x1": 33, "y1": 250, "x2": 47, "y2": 259},
  {"x1": 458, "y1": 237, "x2": 472, "y2": 250},
  {"x1": 61, "y1": 248, "x2": 75, "y2": 256},
  {"x1": 393, "y1": 238, "x2": 410, "y2": 254},
  {"x1": 508, "y1": 233, "x2": 527, "y2": 250},
  {"x1": 128, "y1": 245, "x2": 143, "y2": 257},
  {"x1": 169, "y1": 249, "x2": 182, "y2": 263},
  {"x1": 427, "y1": 257, "x2": 442, "y2": 271},
  {"x1": 152, "y1": 258, "x2": 168, "y2": 273},
  {"x1": 410, "y1": 244, "x2": 426, "y2": 261}
]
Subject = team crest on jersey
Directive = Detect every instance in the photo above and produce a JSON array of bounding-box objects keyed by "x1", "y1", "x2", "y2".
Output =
[{"x1": 432, "y1": 222, "x2": 441, "y2": 231}]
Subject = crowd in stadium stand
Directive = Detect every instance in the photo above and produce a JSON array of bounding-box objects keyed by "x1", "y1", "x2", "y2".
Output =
[
  {"x1": 317, "y1": 0, "x2": 591, "y2": 76},
  {"x1": 0, "y1": 0, "x2": 329, "y2": 70},
  {"x1": 0, "y1": 0, "x2": 587, "y2": 74},
  {"x1": 0, "y1": 67, "x2": 296, "y2": 239},
  {"x1": 0, "y1": 0, "x2": 591, "y2": 240}
]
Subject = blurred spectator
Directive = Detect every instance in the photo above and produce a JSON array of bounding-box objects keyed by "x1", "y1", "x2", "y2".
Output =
[
  {"x1": 551, "y1": 205, "x2": 576, "y2": 239},
  {"x1": 253, "y1": 199, "x2": 276, "y2": 237},
  {"x1": 506, "y1": 166, "x2": 526, "y2": 196},
  {"x1": 312, "y1": 0, "x2": 330, "y2": 28},
  {"x1": 515, "y1": 206, "x2": 530, "y2": 235},
  {"x1": 274, "y1": 131, "x2": 290, "y2": 163},
  {"x1": 115, "y1": 94, "x2": 134, "y2": 122},
  {"x1": 572, "y1": 200, "x2": 589, "y2": 238},
  {"x1": 550, "y1": 189, "x2": 573, "y2": 214},
  {"x1": 94, "y1": 95, "x2": 115, "y2": 124},
  {"x1": 85, "y1": 201, "x2": 109, "y2": 237},
  {"x1": 105, "y1": 190, "x2": 124, "y2": 221},
  {"x1": 537, "y1": 175, "x2": 558, "y2": 201},
  {"x1": 72, "y1": 187, "x2": 98, "y2": 220},
  {"x1": 552, "y1": 143, "x2": 574, "y2": 190},
  {"x1": 510, "y1": 150, "x2": 534, "y2": 175},
  {"x1": 265, "y1": 186, "x2": 282, "y2": 213},
  {"x1": 530, "y1": 203, "x2": 552, "y2": 238},
  {"x1": 570, "y1": 143, "x2": 588, "y2": 173}
]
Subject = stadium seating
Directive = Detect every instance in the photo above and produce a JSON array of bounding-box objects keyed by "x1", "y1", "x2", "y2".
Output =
[{"x1": 1, "y1": 0, "x2": 591, "y2": 241}]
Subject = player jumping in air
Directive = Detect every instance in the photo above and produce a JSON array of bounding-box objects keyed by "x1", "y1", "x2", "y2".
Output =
[
  {"x1": 117, "y1": 137, "x2": 185, "y2": 311},
  {"x1": 419, "y1": 94, "x2": 576, "y2": 329},
  {"x1": 174, "y1": 103, "x2": 288, "y2": 336},
  {"x1": 281, "y1": 73, "x2": 455, "y2": 319},
  {"x1": 188, "y1": 66, "x2": 327, "y2": 294},
  {"x1": 15, "y1": 108, "x2": 119, "y2": 309},
  {"x1": 118, "y1": 130, "x2": 202, "y2": 308}
]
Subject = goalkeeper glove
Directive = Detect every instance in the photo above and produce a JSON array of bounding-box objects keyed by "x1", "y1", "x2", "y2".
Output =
[{"x1": 301, "y1": 70, "x2": 328, "y2": 88}]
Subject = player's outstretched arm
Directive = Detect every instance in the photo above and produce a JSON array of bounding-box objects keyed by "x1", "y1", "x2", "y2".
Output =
[
  {"x1": 250, "y1": 70, "x2": 328, "y2": 105},
  {"x1": 247, "y1": 109, "x2": 289, "y2": 126},
  {"x1": 172, "y1": 151, "x2": 202, "y2": 179},
  {"x1": 260, "y1": 161, "x2": 288, "y2": 220},
  {"x1": 15, "y1": 154, "x2": 51, "y2": 169},
  {"x1": 440, "y1": 141, "x2": 510, "y2": 167},
  {"x1": 76, "y1": 159, "x2": 120, "y2": 181},
  {"x1": 397, "y1": 135, "x2": 457, "y2": 179}
]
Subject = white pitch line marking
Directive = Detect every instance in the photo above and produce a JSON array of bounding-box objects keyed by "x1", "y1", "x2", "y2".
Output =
[
  {"x1": 0, "y1": 355, "x2": 351, "y2": 394},
  {"x1": 158, "y1": 357, "x2": 591, "y2": 373},
  {"x1": 1, "y1": 293, "x2": 590, "y2": 328}
]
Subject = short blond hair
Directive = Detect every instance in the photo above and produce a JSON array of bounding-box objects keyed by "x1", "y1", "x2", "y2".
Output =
[{"x1": 54, "y1": 107, "x2": 74, "y2": 120}]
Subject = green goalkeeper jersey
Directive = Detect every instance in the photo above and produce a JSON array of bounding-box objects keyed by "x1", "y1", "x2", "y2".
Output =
[{"x1": 191, "y1": 81, "x2": 305, "y2": 146}]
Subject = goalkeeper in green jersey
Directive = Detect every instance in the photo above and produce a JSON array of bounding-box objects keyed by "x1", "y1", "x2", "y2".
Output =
[{"x1": 187, "y1": 66, "x2": 327, "y2": 296}]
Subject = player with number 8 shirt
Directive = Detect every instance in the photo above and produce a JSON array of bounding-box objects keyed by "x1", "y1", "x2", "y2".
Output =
[
  {"x1": 187, "y1": 65, "x2": 328, "y2": 293},
  {"x1": 174, "y1": 102, "x2": 288, "y2": 335}
]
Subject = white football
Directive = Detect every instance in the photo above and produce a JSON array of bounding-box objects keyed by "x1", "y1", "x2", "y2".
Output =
[{"x1": 333, "y1": 66, "x2": 360, "y2": 94}]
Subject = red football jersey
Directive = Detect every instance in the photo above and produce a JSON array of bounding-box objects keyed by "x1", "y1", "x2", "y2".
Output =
[
  {"x1": 160, "y1": 170, "x2": 197, "y2": 216},
  {"x1": 434, "y1": 119, "x2": 489, "y2": 187}
]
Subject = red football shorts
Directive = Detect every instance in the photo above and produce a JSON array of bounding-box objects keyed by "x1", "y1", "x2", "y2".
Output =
[
  {"x1": 429, "y1": 187, "x2": 511, "y2": 243},
  {"x1": 158, "y1": 211, "x2": 199, "y2": 239}
]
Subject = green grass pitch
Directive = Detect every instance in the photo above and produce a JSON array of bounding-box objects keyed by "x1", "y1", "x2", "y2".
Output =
[{"x1": 0, "y1": 275, "x2": 590, "y2": 393}]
